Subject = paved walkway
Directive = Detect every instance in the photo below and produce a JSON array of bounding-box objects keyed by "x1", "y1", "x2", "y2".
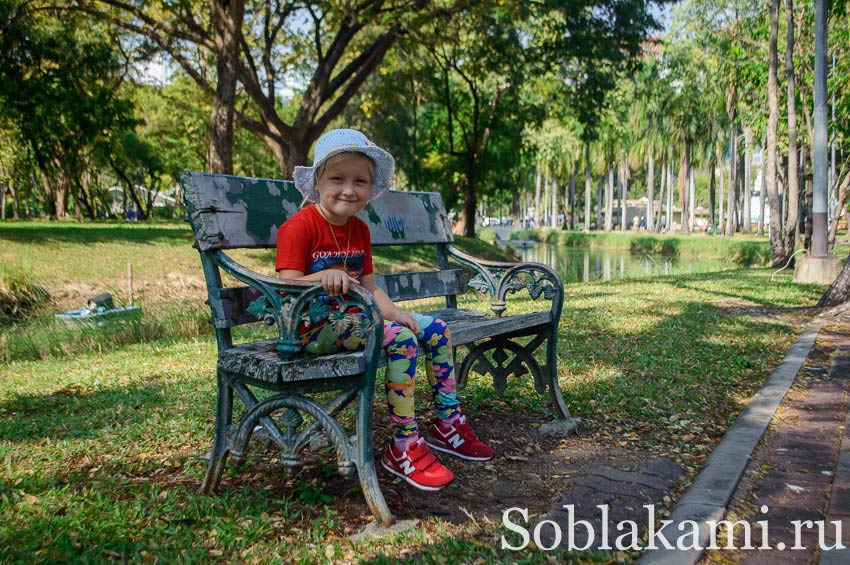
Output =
[
  {"x1": 661, "y1": 323, "x2": 850, "y2": 564},
  {"x1": 532, "y1": 317, "x2": 850, "y2": 564}
]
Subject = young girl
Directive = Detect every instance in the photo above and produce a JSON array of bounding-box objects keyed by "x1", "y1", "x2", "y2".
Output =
[{"x1": 276, "y1": 129, "x2": 493, "y2": 491}]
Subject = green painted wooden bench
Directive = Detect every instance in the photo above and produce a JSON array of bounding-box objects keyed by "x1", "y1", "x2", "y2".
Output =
[{"x1": 181, "y1": 171, "x2": 579, "y2": 525}]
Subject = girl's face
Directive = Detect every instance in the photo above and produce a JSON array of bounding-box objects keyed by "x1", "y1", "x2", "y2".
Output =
[{"x1": 315, "y1": 153, "x2": 374, "y2": 225}]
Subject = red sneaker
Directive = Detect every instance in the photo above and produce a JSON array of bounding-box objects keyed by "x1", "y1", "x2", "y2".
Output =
[
  {"x1": 381, "y1": 437, "x2": 454, "y2": 491},
  {"x1": 425, "y1": 415, "x2": 495, "y2": 461}
]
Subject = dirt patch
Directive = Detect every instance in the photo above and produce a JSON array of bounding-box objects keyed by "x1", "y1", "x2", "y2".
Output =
[
  {"x1": 372, "y1": 410, "x2": 652, "y2": 525},
  {"x1": 714, "y1": 298, "x2": 818, "y2": 326},
  {"x1": 205, "y1": 407, "x2": 665, "y2": 538}
]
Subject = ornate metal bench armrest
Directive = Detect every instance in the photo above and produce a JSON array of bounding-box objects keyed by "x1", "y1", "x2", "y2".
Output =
[
  {"x1": 446, "y1": 245, "x2": 563, "y2": 317},
  {"x1": 212, "y1": 251, "x2": 384, "y2": 359}
]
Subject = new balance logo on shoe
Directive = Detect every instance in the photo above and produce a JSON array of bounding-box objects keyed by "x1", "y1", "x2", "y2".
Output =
[
  {"x1": 398, "y1": 459, "x2": 416, "y2": 476},
  {"x1": 381, "y1": 438, "x2": 454, "y2": 491},
  {"x1": 425, "y1": 416, "x2": 495, "y2": 462},
  {"x1": 447, "y1": 433, "x2": 464, "y2": 449}
]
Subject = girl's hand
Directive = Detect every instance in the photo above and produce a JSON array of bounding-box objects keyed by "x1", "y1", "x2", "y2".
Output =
[
  {"x1": 321, "y1": 269, "x2": 357, "y2": 297},
  {"x1": 394, "y1": 311, "x2": 420, "y2": 334}
]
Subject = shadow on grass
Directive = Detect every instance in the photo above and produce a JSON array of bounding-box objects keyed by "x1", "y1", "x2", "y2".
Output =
[
  {"x1": 664, "y1": 269, "x2": 819, "y2": 307},
  {"x1": 0, "y1": 223, "x2": 193, "y2": 245},
  {"x1": 0, "y1": 381, "x2": 167, "y2": 442},
  {"x1": 552, "y1": 297, "x2": 796, "y2": 428}
]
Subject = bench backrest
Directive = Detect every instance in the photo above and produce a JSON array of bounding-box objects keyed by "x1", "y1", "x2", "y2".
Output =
[
  {"x1": 182, "y1": 172, "x2": 453, "y2": 250},
  {"x1": 181, "y1": 172, "x2": 463, "y2": 332}
]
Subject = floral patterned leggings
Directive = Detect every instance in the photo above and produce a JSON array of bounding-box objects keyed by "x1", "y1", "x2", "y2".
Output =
[{"x1": 299, "y1": 313, "x2": 460, "y2": 440}]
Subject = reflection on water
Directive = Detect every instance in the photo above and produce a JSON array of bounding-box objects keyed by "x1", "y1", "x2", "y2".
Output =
[{"x1": 509, "y1": 242, "x2": 729, "y2": 284}]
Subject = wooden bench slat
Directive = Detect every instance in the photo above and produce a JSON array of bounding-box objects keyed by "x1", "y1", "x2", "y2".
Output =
[
  {"x1": 183, "y1": 173, "x2": 453, "y2": 251},
  {"x1": 218, "y1": 309, "x2": 552, "y2": 384},
  {"x1": 375, "y1": 270, "x2": 463, "y2": 302},
  {"x1": 211, "y1": 271, "x2": 466, "y2": 329},
  {"x1": 427, "y1": 309, "x2": 553, "y2": 346},
  {"x1": 219, "y1": 342, "x2": 367, "y2": 384}
]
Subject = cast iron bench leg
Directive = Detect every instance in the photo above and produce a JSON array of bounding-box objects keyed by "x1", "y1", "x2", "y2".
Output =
[
  {"x1": 546, "y1": 331, "x2": 571, "y2": 420},
  {"x1": 356, "y1": 381, "x2": 394, "y2": 525},
  {"x1": 201, "y1": 369, "x2": 232, "y2": 494}
]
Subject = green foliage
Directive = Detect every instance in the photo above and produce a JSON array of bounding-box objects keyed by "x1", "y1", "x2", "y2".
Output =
[
  {"x1": 629, "y1": 236, "x2": 682, "y2": 256},
  {"x1": 0, "y1": 265, "x2": 49, "y2": 324},
  {"x1": 730, "y1": 241, "x2": 772, "y2": 267},
  {"x1": 0, "y1": 1, "x2": 135, "y2": 218}
]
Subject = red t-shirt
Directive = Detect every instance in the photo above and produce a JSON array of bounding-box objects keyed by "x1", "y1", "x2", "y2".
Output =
[{"x1": 275, "y1": 204, "x2": 373, "y2": 280}]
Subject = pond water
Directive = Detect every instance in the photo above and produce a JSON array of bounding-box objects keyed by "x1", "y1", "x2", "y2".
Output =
[{"x1": 507, "y1": 242, "x2": 731, "y2": 284}]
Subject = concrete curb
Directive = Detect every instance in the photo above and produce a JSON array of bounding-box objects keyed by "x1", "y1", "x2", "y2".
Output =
[{"x1": 638, "y1": 323, "x2": 824, "y2": 565}]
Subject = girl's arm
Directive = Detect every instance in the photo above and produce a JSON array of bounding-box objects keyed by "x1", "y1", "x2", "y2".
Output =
[
  {"x1": 278, "y1": 268, "x2": 359, "y2": 298},
  {"x1": 359, "y1": 274, "x2": 420, "y2": 334}
]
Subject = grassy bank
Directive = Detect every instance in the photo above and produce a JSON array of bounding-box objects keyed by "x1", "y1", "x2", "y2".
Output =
[{"x1": 507, "y1": 228, "x2": 850, "y2": 267}]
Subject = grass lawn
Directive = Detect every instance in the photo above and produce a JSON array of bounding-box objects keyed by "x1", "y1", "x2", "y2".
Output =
[{"x1": 0, "y1": 221, "x2": 833, "y2": 561}]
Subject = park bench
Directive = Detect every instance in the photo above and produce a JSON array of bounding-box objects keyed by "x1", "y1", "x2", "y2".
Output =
[{"x1": 181, "y1": 172, "x2": 579, "y2": 525}]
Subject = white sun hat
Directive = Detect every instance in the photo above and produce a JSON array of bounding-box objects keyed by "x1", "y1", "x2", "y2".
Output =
[{"x1": 293, "y1": 129, "x2": 395, "y2": 202}]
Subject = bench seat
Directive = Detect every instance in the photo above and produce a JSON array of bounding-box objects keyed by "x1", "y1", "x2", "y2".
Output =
[{"x1": 219, "y1": 309, "x2": 554, "y2": 385}]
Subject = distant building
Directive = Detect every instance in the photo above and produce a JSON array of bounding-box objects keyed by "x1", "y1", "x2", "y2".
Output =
[{"x1": 107, "y1": 186, "x2": 178, "y2": 217}]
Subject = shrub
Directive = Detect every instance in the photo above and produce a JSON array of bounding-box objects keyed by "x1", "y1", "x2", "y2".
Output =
[
  {"x1": 0, "y1": 266, "x2": 49, "y2": 324},
  {"x1": 730, "y1": 241, "x2": 771, "y2": 267},
  {"x1": 477, "y1": 227, "x2": 499, "y2": 244},
  {"x1": 561, "y1": 233, "x2": 592, "y2": 248},
  {"x1": 507, "y1": 229, "x2": 541, "y2": 242}
]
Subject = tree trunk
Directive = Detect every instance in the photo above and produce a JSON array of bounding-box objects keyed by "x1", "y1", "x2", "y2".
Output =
[
  {"x1": 72, "y1": 181, "x2": 96, "y2": 219},
  {"x1": 758, "y1": 142, "x2": 767, "y2": 236},
  {"x1": 604, "y1": 166, "x2": 614, "y2": 231},
  {"x1": 9, "y1": 180, "x2": 19, "y2": 219},
  {"x1": 766, "y1": 0, "x2": 784, "y2": 265},
  {"x1": 666, "y1": 155, "x2": 674, "y2": 234},
  {"x1": 618, "y1": 164, "x2": 626, "y2": 231},
  {"x1": 551, "y1": 173, "x2": 558, "y2": 229},
  {"x1": 584, "y1": 145, "x2": 591, "y2": 232},
  {"x1": 656, "y1": 153, "x2": 666, "y2": 232},
  {"x1": 719, "y1": 149, "x2": 726, "y2": 233},
  {"x1": 689, "y1": 162, "x2": 695, "y2": 231},
  {"x1": 534, "y1": 164, "x2": 542, "y2": 228},
  {"x1": 818, "y1": 247, "x2": 850, "y2": 306},
  {"x1": 828, "y1": 173, "x2": 849, "y2": 247},
  {"x1": 709, "y1": 152, "x2": 716, "y2": 228},
  {"x1": 461, "y1": 151, "x2": 477, "y2": 238},
  {"x1": 797, "y1": 145, "x2": 806, "y2": 243},
  {"x1": 679, "y1": 142, "x2": 690, "y2": 235},
  {"x1": 742, "y1": 126, "x2": 753, "y2": 233},
  {"x1": 596, "y1": 176, "x2": 603, "y2": 231},
  {"x1": 726, "y1": 126, "x2": 738, "y2": 235},
  {"x1": 782, "y1": 0, "x2": 799, "y2": 262},
  {"x1": 806, "y1": 172, "x2": 814, "y2": 250},
  {"x1": 209, "y1": 0, "x2": 245, "y2": 174},
  {"x1": 569, "y1": 169, "x2": 576, "y2": 230},
  {"x1": 738, "y1": 150, "x2": 745, "y2": 229},
  {"x1": 647, "y1": 149, "x2": 655, "y2": 231}
]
